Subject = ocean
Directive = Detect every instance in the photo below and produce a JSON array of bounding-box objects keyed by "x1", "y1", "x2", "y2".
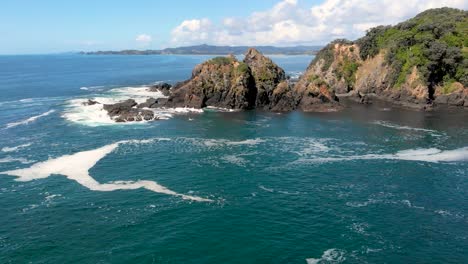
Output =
[{"x1": 0, "y1": 54, "x2": 467, "y2": 263}]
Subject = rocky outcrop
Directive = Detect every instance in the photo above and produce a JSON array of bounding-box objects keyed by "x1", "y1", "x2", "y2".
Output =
[
  {"x1": 164, "y1": 55, "x2": 257, "y2": 109},
  {"x1": 301, "y1": 8, "x2": 468, "y2": 110},
  {"x1": 434, "y1": 82, "x2": 468, "y2": 107},
  {"x1": 164, "y1": 48, "x2": 340, "y2": 112},
  {"x1": 243, "y1": 48, "x2": 287, "y2": 109},
  {"x1": 149, "y1": 83, "x2": 172, "y2": 96},
  {"x1": 103, "y1": 99, "x2": 155, "y2": 122}
]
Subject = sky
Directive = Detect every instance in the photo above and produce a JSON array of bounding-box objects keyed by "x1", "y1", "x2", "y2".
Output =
[{"x1": 0, "y1": 0, "x2": 466, "y2": 54}]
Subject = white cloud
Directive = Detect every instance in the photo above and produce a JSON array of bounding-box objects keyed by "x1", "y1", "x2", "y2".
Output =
[
  {"x1": 136, "y1": 34, "x2": 152, "y2": 45},
  {"x1": 170, "y1": 0, "x2": 467, "y2": 46}
]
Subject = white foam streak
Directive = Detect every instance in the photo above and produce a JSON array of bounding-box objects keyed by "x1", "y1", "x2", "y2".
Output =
[
  {"x1": 0, "y1": 140, "x2": 211, "y2": 202},
  {"x1": 0, "y1": 157, "x2": 33, "y2": 164},
  {"x1": 373, "y1": 121, "x2": 441, "y2": 135},
  {"x1": 5, "y1": 110, "x2": 55, "y2": 129},
  {"x1": 306, "y1": 249, "x2": 346, "y2": 264},
  {"x1": 1, "y1": 143, "x2": 32, "y2": 153},
  {"x1": 299, "y1": 147, "x2": 468, "y2": 164}
]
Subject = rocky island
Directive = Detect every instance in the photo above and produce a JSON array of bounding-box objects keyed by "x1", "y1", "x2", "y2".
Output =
[{"x1": 96, "y1": 8, "x2": 466, "y2": 123}]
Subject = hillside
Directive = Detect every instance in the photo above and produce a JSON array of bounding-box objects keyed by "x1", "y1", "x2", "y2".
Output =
[{"x1": 301, "y1": 7, "x2": 467, "y2": 108}]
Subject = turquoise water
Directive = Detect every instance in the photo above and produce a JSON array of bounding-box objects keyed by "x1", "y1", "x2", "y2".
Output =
[{"x1": 0, "y1": 55, "x2": 467, "y2": 263}]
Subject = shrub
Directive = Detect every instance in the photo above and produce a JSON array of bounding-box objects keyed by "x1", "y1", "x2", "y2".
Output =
[{"x1": 209, "y1": 57, "x2": 232, "y2": 65}]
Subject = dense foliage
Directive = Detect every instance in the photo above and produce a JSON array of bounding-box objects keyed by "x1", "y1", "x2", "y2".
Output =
[
  {"x1": 356, "y1": 8, "x2": 467, "y2": 90},
  {"x1": 209, "y1": 57, "x2": 234, "y2": 66}
]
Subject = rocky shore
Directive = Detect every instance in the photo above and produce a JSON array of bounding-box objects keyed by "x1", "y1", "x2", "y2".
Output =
[{"x1": 91, "y1": 8, "x2": 466, "y2": 123}]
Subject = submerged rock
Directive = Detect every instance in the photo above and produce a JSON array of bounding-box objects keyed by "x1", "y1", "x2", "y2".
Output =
[{"x1": 83, "y1": 99, "x2": 100, "y2": 106}]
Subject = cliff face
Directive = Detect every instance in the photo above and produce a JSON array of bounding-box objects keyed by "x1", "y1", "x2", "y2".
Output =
[
  {"x1": 306, "y1": 8, "x2": 468, "y2": 109},
  {"x1": 243, "y1": 48, "x2": 288, "y2": 109}
]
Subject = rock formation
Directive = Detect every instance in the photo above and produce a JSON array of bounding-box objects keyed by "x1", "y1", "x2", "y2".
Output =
[
  {"x1": 103, "y1": 99, "x2": 155, "y2": 122},
  {"x1": 304, "y1": 8, "x2": 467, "y2": 110},
  {"x1": 164, "y1": 55, "x2": 257, "y2": 109}
]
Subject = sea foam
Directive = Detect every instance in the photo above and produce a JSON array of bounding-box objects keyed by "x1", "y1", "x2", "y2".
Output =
[
  {"x1": 5, "y1": 110, "x2": 55, "y2": 129},
  {"x1": 63, "y1": 85, "x2": 203, "y2": 126},
  {"x1": 0, "y1": 140, "x2": 211, "y2": 202},
  {"x1": 372, "y1": 121, "x2": 442, "y2": 136},
  {"x1": 306, "y1": 248, "x2": 346, "y2": 264},
  {"x1": 1, "y1": 143, "x2": 32, "y2": 153},
  {"x1": 298, "y1": 147, "x2": 468, "y2": 164}
]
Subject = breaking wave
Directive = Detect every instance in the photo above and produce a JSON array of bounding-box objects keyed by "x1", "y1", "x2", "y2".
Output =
[
  {"x1": 63, "y1": 85, "x2": 203, "y2": 126},
  {"x1": 5, "y1": 110, "x2": 55, "y2": 129},
  {"x1": 0, "y1": 139, "x2": 211, "y2": 202}
]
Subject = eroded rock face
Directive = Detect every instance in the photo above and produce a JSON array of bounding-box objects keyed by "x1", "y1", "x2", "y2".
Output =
[
  {"x1": 163, "y1": 48, "x2": 341, "y2": 112},
  {"x1": 302, "y1": 40, "x2": 467, "y2": 110},
  {"x1": 165, "y1": 55, "x2": 257, "y2": 109},
  {"x1": 281, "y1": 42, "x2": 346, "y2": 112},
  {"x1": 243, "y1": 48, "x2": 287, "y2": 109}
]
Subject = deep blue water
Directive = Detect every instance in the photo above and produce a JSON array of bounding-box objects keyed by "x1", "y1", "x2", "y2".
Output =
[{"x1": 0, "y1": 54, "x2": 467, "y2": 263}]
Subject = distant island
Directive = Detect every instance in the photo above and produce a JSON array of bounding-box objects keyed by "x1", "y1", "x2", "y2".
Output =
[{"x1": 79, "y1": 44, "x2": 321, "y2": 55}]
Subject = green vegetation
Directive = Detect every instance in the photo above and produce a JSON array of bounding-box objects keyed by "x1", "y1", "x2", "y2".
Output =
[
  {"x1": 236, "y1": 62, "x2": 250, "y2": 75},
  {"x1": 441, "y1": 80, "x2": 461, "y2": 94},
  {"x1": 356, "y1": 8, "x2": 467, "y2": 90},
  {"x1": 313, "y1": 39, "x2": 353, "y2": 72},
  {"x1": 209, "y1": 56, "x2": 233, "y2": 66},
  {"x1": 336, "y1": 58, "x2": 360, "y2": 88}
]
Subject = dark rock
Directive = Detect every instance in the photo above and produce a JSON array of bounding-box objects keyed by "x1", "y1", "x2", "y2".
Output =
[
  {"x1": 358, "y1": 93, "x2": 372, "y2": 104},
  {"x1": 149, "y1": 83, "x2": 172, "y2": 96},
  {"x1": 243, "y1": 48, "x2": 287, "y2": 109},
  {"x1": 83, "y1": 99, "x2": 100, "y2": 106},
  {"x1": 103, "y1": 99, "x2": 137, "y2": 116},
  {"x1": 138, "y1": 98, "x2": 169, "y2": 108},
  {"x1": 102, "y1": 99, "x2": 157, "y2": 122},
  {"x1": 164, "y1": 54, "x2": 257, "y2": 109}
]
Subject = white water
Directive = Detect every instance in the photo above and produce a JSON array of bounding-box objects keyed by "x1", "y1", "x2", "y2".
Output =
[
  {"x1": 63, "y1": 86, "x2": 203, "y2": 126},
  {"x1": 306, "y1": 248, "x2": 346, "y2": 264},
  {"x1": 0, "y1": 157, "x2": 33, "y2": 164},
  {"x1": 5, "y1": 110, "x2": 55, "y2": 129},
  {"x1": 0, "y1": 140, "x2": 211, "y2": 202},
  {"x1": 1, "y1": 143, "x2": 32, "y2": 153},
  {"x1": 298, "y1": 147, "x2": 468, "y2": 164},
  {"x1": 372, "y1": 121, "x2": 443, "y2": 136}
]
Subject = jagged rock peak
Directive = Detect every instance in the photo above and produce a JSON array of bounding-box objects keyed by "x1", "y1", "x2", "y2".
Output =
[{"x1": 243, "y1": 48, "x2": 287, "y2": 109}]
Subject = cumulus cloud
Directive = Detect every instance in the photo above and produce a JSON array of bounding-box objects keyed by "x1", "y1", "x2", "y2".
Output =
[
  {"x1": 170, "y1": 0, "x2": 467, "y2": 46},
  {"x1": 136, "y1": 34, "x2": 152, "y2": 45}
]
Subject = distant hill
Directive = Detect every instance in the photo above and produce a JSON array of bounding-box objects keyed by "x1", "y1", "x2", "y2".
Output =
[{"x1": 80, "y1": 44, "x2": 321, "y2": 55}]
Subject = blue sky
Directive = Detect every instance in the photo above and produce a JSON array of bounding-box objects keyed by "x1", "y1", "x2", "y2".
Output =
[{"x1": 0, "y1": 0, "x2": 465, "y2": 54}]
